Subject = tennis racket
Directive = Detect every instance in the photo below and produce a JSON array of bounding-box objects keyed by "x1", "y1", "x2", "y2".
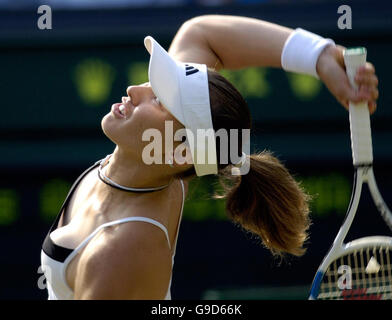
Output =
[{"x1": 309, "y1": 47, "x2": 392, "y2": 300}]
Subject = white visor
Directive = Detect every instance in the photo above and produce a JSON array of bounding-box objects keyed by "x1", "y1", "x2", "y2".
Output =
[{"x1": 144, "y1": 36, "x2": 218, "y2": 176}]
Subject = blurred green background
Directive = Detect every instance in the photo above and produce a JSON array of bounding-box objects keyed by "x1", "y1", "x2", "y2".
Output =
[{"x1": 0, "y1": 0, "x2": 391, "y2": 299}]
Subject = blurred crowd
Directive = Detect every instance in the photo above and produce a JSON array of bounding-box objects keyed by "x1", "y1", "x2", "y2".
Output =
[{"x1": 0, "y1": 0, "x2": 298, "y2": 9}]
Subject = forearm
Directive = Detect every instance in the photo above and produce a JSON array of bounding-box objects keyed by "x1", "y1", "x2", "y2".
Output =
[{"x1": 168, "y1": 15, "x2": 293, "y2": 70}]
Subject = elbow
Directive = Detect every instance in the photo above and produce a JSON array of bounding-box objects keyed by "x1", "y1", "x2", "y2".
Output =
[
  {"x1": 179, "y1": 15, "x2": 221, "y2": 38},
  {"x1": 181, "y1": 15, "x2": 210, "y2": 28},
  {"x1": 183, "y1": 14, "x2": 222, "y2": 24},
  {"x1": 177, "y1": 16, "x2": 206, "y2": 40}
]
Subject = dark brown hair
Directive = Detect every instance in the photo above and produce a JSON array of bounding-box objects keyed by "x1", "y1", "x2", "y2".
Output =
[{"x1": 178, "y1": 69, "x2": 311, "y2": 257}]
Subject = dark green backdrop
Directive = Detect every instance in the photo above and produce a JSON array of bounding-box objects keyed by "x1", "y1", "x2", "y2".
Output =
[{"x1": 0, "y1": 0, "x2": 391, "y2": 299}]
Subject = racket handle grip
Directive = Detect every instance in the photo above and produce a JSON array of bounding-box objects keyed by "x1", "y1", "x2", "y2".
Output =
[{"x1": 343, "y1": 48, "x2": 373, "y2": 166}]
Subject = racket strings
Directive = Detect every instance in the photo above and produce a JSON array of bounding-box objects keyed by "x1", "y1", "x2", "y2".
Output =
[{"x1": 317, "y1": 246, "x2": 392, "y2": 300}]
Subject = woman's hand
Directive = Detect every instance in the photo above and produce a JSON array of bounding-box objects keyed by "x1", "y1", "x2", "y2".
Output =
[{"x1": 316, "y1": 44, "x2": 379, "y2": 114}]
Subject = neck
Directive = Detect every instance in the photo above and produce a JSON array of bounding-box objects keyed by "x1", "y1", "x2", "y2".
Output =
[{"x1": 103, "y1": 147, "x2": 173, "y2": 191}]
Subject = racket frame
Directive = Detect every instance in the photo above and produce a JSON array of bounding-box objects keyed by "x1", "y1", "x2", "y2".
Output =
[
  {"x1": 309, "y1": 165, "x2": 392, "y2": 299},
  {"x1": 309, "y1": 47, "x2": 392, "y2": 300}
]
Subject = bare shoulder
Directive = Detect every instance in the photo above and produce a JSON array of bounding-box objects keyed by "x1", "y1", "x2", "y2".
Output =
[{"x1": 74, "y1": 220, "x2": 172, "y2": 299}]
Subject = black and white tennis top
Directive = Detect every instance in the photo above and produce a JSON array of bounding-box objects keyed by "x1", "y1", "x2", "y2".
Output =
[{"x1": 40, "y1": 158, "x2": 185, "y2": 300}]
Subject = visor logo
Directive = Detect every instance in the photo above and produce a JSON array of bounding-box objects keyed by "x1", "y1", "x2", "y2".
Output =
[{"x1": 185, "y1": 64, "x2": 199, "y2": 76}]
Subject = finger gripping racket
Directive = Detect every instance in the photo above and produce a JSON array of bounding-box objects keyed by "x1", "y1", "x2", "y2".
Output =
[{"x1": 309, "y1": 47, "x2": 392, "y2": 300}]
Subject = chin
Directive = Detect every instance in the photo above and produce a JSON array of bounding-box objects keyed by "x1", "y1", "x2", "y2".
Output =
[
  {"x1": 101, "y1": 113, "x2": 135, "y2": 150},
  {"x1": 101, "y1": 113, "x2": 117, "y2": 142}
]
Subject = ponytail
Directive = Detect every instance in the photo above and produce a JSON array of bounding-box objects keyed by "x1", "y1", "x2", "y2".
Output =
[
  {"x1": 196, "y1": 70, "x2": 310, "y2": 256},
  {"x1": 217, "y1": 150, "x2": 311, "y2": 257}
]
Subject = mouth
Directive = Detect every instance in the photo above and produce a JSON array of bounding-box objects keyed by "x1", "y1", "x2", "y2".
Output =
[{"x1": 111, "y1": 98, "x2": 133, "y2": 119}]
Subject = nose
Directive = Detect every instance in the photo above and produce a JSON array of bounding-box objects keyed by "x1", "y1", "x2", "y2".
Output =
[
  {"x1": 126, "y1": 85, "x2": 135, "y2": 98},
  {"x1": 126, "y1": 84, "x2": 150, "y2": 105}
]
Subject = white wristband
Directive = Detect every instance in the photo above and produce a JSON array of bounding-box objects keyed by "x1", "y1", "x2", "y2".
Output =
[{"x1": 281, "y1": 28, "x2": 335, "y2": 79}]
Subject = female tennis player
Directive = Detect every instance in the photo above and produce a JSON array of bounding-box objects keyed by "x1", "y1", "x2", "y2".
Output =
[{"x1": 40, "y1": 15, "x2": 379, "y2": 299}]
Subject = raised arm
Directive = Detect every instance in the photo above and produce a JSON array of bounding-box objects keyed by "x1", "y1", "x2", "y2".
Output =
[
  {"x1": 169, "y1": 15, "x2": 378, "y2": 113},
  {"x1": 169, "y1": 15, "x2": 291, "y2": 70}
]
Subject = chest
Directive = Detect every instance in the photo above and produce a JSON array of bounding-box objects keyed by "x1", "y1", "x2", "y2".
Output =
[
  {"x1": 50, "y1": 169, "x2": 109, "y2": 249},
  {"x1": 46, "y1": 170, "x2": 187, "y2": 293}
]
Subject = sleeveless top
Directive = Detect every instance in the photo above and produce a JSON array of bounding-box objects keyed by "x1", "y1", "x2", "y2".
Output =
[{"x1": 40, "y1": 158, "x2": 185, "y2": 300}]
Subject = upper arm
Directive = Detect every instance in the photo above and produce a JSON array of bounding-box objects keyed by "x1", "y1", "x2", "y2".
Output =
[{"x1": 73, "y1": 222, "x2": 172, "y2": 300}]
